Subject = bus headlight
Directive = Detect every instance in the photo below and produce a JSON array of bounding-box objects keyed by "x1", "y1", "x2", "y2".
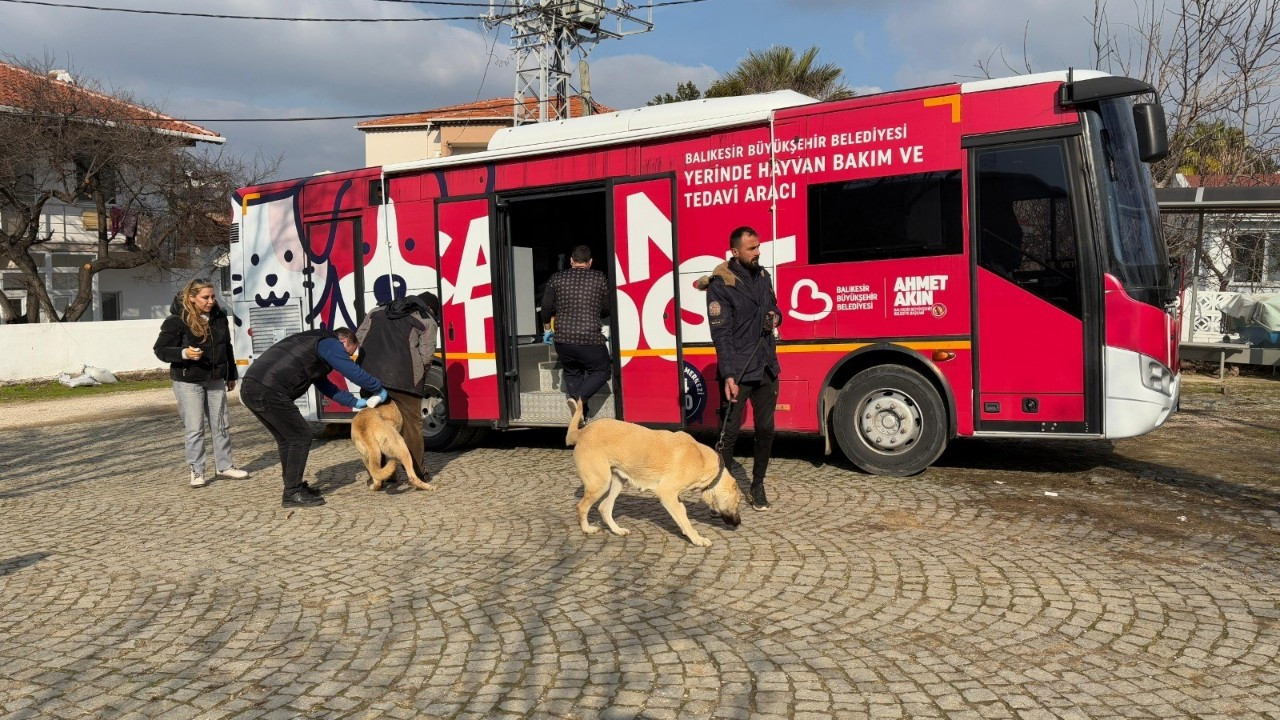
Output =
[{"x1": 1142, "y1": 358, "x2": 1173, "y2": 396}]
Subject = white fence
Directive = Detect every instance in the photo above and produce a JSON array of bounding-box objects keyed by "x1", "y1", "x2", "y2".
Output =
[
  {"x1": 0, "y1": 319, "x2": 168, "y2": 383},
  {"x1": 1181, "y1": 288, "x2": 1238, "y2": 343}
]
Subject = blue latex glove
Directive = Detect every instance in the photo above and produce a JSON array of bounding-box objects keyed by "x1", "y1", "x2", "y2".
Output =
[
  {"x1": 353, "y1": 398, "x2": 368, "y2": 410},
  {"x1": 543, "y1": 330, "x2": 554, "y2": 344},
  {"x1": 377, "y1": 388, "x2": 389, "y2": 404}
]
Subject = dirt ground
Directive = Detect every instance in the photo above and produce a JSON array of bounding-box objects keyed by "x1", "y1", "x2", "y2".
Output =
[{"x1": 842, "y1": 372, "x2": 1280, "y2": 544}]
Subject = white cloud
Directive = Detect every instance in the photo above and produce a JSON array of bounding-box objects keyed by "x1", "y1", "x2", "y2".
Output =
[
  {"x1": 588, "y1": 54, "x2": 721, "y2": 110},
  {"x1": 0, "y1": 0, "x2": 508, "y2": 178}
]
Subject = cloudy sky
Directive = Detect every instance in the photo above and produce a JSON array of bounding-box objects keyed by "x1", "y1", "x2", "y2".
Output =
[{"x1": 0, "y1": 0, "x2": 1138, "y2": 180}]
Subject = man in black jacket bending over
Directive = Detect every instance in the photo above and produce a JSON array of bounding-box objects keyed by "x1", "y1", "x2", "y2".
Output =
[
  {"x1": 356, "y1": 291, "x2": 440, "y2": 485},
  {"x1": 241, "y1": 327, "x2": 386, "y2": 508},
  {"x1": 697, "y1": 226, "x2": 782, "y2": 512}
]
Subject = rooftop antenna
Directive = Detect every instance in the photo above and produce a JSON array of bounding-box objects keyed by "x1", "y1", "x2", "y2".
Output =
[{"x1": 487, "y1": 1, "x2": 654, "y2": 125}]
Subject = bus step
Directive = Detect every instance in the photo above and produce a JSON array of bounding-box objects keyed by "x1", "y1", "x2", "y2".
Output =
[{"x1": 515, "y1": 389, "x2": 616, "y2": 425}]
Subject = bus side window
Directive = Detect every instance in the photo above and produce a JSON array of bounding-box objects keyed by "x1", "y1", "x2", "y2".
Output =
[{"x1": 806, "y1": 170, "x2": 962, "y2": 264}]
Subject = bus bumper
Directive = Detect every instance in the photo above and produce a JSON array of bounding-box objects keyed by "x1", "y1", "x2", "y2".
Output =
[{"x1": 1104, "y1": 346, "x2": 1179, "y2": 439}]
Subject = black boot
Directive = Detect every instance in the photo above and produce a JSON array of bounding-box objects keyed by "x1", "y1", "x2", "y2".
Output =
[
  {"x1": 282, "y1": 487, "x2": 325, "y2": 508},
  {"x1": 749, "y1": 479, "x2": 770, "y2": 511}
]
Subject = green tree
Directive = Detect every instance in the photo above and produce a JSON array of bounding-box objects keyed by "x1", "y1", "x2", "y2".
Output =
[
  {"x1": 647, "y1": 81, "x2": 702, "y2": 106},
  {"x1": 1175, "y1": 121, "x2": 1277, "y2": 178},
  {"x1": 704, "y1": 45, "x2": 854, "y2": 102}
]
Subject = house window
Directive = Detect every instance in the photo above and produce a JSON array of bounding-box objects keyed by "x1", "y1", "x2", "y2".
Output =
[
  {"x1": 73, "y1": 156, "x2": 118, "y2": 203},
  {"x1": 1231, "y1": 234, "x2": 1266, "y2": 283},
  {"x1": 1, "y1": 296, "x2": 26, "y2": 324},
  {"x1": 101, "y1": 291, "x2": 122, "y2": 321}
]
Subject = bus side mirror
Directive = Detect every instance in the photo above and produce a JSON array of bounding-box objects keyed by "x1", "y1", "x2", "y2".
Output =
[{"x1": 1133, "y1": 102, "x2": 1169, "y2": 163}]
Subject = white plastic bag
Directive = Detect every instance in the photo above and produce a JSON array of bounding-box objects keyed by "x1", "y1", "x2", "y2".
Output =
[
  {"x1": 57, "y1": 372, "x2": 100, "y2": 388},
  {"x1": 83, "y1": 365, "x2": 118, "y2": 384}
]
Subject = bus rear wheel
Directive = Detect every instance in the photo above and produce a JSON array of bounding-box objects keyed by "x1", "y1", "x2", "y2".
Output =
[
  {"x1": 421, "y1": 365, "x2": 487, "y2": 452},
  {"x1": 832, "y1": 365, "x2": 947, "y2": 477}
]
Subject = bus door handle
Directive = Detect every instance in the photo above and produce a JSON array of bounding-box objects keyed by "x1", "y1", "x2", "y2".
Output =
[{"x1": 447, "y1": 322, "x2": 455, "y2": 341}]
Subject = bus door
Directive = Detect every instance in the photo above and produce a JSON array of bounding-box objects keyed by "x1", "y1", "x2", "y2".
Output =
[
  {"x1": 970, "y1": 136, "x2": 1102, "y2": 434},
  {"x1": 437, "y1": 197, "x2": 501, "y2": 424},
  {"x1": 305, "y1": 216, "x2": 365, "y2": 421},
  {"x1": 611, "y1": 176, "x2": 684, "y2": 426}
]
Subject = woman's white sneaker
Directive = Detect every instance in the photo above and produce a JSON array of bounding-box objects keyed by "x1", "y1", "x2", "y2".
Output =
[
  {"x1": 190, "y1": 470, "x2": 207, "y2": 487},
  {"x1": 217, "y1": 467, "x2": 249, "y2": 479}
]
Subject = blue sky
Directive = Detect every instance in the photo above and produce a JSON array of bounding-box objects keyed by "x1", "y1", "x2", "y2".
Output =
[{"x1": 0, "y1": 0, "x2": 1135, "y2": 180}]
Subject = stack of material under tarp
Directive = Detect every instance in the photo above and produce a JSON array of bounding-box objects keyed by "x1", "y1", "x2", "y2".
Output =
[{"x1": 1221, "y1": 294, "x2": 1280, "y2": 347}]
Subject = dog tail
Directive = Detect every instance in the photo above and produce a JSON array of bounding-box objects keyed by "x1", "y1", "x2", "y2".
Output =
[{"x1": 565, "y1": 398, "x2": 585, "y2": 446}]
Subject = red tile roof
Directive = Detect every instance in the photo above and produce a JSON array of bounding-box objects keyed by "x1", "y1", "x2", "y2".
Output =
[
  {"x1": 0, "y1": 61, "x2": 222, "y2": 143},
  {"x1": 357, "y1": 95, "x2": 613, "y2": 129}
]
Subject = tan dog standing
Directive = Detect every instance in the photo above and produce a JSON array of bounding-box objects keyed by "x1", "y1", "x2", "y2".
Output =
[
  {"x1": 351, "y1": 404, "x2": 434, "y2": 492},
  {"x1": 566, "y1": 400, "x2": 741, "y2": 546}
]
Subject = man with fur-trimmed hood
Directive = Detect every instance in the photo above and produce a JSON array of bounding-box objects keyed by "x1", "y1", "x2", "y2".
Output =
[
  {"x1": 695, "y1": 226, "x2": 782, "y2": 511},
  {"x1": 356, "y1": 291, "x2": 440, "y2": 485}
]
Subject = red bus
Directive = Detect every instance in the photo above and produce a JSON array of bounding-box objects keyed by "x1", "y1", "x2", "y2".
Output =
[{"x1": 230, "y1": 69, "x2": 1179, "y2": 476}]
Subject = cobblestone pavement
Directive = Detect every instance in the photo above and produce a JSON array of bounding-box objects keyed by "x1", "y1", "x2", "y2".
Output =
[{"x1": 1, "y1": 378, "x2": 1277, "y2": 719}]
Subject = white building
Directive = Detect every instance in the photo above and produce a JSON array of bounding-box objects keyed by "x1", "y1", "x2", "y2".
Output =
[{"x1": 0, "y1": 61, "x2": 227, "y2": 323}]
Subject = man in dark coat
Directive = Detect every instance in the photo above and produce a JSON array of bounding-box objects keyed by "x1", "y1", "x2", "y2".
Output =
[
  {"x1": 241, "y1": 327, "x2": 385, "y2": 508},
  {"x1": 356, "y1": 291, "x2": 440, "y2": 483},
  {"x1": 697, "y1": 226, "x2": 782, "y2": 511}
]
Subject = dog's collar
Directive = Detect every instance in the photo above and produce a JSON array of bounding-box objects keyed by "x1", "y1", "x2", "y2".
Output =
[{"x1": 703, "y1": 454, "x2": 726, "y2": 491}]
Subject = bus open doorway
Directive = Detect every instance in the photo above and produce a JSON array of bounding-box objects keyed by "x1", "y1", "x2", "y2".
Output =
[{"x1": 495, "y1": 186, "x2": 616, "y2": 427}]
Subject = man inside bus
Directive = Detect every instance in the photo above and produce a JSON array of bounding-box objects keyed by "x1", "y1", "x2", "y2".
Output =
[
  {"x1": 355, "y1": 291, "x2": 440, "y2": 487},
  {"x1": 696, "y1": 226, "x2": 782, "y2": 512},
  {"x1": 240, "y1": 327, "x2": 387, "y2": 508},
  {"x1": 540, "y1": 244, "x2": 611, "y2": 424}
]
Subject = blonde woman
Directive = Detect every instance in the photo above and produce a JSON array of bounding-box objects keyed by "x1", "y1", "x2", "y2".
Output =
[{"x1": 153, "y1": 278, "x2": 248, "y2": 487}]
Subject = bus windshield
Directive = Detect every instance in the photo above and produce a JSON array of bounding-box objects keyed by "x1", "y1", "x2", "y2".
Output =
[{"x1": 1084, "y1": 98, "x2": 1171, "y2": 308}]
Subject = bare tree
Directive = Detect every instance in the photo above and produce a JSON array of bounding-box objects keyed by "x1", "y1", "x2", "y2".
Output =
[
  {"x1": 0, "y1": 56, "x2": 275, "y2": 322},
  {"x1": 1087, "y1": 0, "x2": 1280, "y2": 188},
  {"x1": 978, "y1": 2, "x2": 1280, "y2": 284}
]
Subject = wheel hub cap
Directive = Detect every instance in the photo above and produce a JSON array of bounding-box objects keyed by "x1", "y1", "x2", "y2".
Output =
[{"x1": 860, "y1": 390, "x2": 921, "y2": 452}]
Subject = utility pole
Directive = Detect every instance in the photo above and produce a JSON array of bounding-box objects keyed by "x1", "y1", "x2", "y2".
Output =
[{"x1": 488, "y1": 1, "x2": 654, "y2": 125}]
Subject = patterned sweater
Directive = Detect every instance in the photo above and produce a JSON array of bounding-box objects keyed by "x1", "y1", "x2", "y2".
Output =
[{"x1": 540, "y1": 267, "x2": 609, "y2": 345}]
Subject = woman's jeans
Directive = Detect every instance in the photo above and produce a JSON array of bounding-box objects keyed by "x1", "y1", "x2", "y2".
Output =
[{"x1": 173, "y1": 379, "x2": 233, "y2": 475}]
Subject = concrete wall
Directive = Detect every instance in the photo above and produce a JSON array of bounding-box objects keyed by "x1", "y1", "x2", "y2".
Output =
[
  {"x1": 98, "y1": 272, "x2": 188, "y2": 320},
  {"x1": 364, "y1": 127, "x2": 434, "y2": 167},
  {"x1": 0, "y1": 318, "x2": 168, "y2": 382}
]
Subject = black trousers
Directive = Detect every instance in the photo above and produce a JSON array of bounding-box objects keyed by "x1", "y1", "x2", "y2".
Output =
[
  {"x1": 555, "y1": 342, "x2": 611, "y2": 402},
  {"x1": 240, "y1": 378, "x2": 313, "y2": 492},
  {"x1": 717, "y1": 373, "x2": 779, "y2": 483}
]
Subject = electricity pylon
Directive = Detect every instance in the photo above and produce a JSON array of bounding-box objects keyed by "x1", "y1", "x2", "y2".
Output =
[{"x1": 488, "y1": 1, "x2": 654, "y2": 125}]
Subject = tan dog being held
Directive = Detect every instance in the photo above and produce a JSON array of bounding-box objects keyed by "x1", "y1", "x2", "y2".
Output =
[
  {"x1": 351, "y1": 403, "x2": 434, "y2": 492},
  {"x1": 566, "y1": 400, "x2": 741, "y2": 546}
]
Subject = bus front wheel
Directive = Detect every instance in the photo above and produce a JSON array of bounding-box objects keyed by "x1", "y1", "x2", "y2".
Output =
[{"x1": 832, "y1": 365, "x2": 947, "y2": 477}]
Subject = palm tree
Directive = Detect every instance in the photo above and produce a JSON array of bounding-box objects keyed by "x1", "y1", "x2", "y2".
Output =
[
  {"x1": 1174, "y1": 120, "x2": 1275, "y2": 178},
  {"x1": 704, "y1": 45, "x2": 854, "y2": 101}
]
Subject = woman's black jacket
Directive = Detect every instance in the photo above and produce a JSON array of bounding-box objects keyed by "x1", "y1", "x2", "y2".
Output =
[{"x1": 153, "y1": 298, "x2": 238, "y2": 383}]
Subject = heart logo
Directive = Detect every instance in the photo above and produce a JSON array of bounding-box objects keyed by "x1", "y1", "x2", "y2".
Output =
[{"x1": 788, "y1": 279, "x2": 833, "y2": 322}]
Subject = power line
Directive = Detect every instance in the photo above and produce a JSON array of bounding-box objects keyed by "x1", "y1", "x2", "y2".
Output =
[
  {"x1": 13, "y1": 97, "x2": 583, "y2": 124},
  {"x1": 0, "y1": 0, "x2": 707, "y2": 23},
  {"x1": 0, "y1": 0, "x2": 484, "y2": 21},
  {"x1": 370, "y1": 0, "x2": 496, "y2": 5}
]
